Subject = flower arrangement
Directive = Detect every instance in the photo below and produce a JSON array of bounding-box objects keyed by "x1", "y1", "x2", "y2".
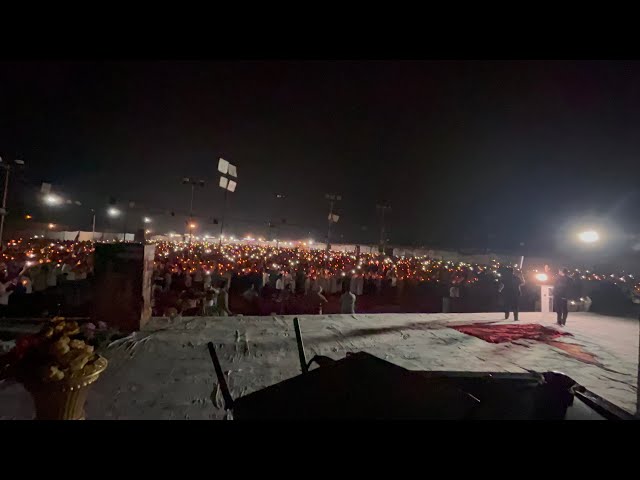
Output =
[{"x1": 0, "y1": 318, "x2": 108, "y2": 383}]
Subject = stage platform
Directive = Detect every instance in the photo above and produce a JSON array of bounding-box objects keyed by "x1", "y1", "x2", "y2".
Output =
[{"x1": 1, "y1": 312, "x2": 637, "y2": 419}]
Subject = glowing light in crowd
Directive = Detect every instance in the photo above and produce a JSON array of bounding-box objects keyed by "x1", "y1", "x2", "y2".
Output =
[
  {"x1": 107, "y1": 207, "x2": 121, "y2": 217},
  {"x1": 43, "y1": 194, "x2": 63, "y2": 206},
  {"x1": 24, "y1": 214, "x2": 32, "y2": 220},
  {"x1": 189, "y1": 223, "x2": 197, "y2": 229},
  {"x1": 143, "y1": 217, "x2": 152, "y2": 224},
  {"x1": 578, "y1": 230, "x2": 599, "y2": 243},
  {"x1": 48, "y1": 223, "x2": 56, "y2": 229},
  {"x1": 535, "y1": 273, "x2": 548, "y2": 282}
]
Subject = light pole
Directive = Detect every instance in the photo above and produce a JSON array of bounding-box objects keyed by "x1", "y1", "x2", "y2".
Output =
[
  {"x1": 121, "y1": 201, "x2": 136, "y2": 242},
  {"x1": 325, "y1": 193, "x2": 341, "y2": 252},
  {"x1": 271, "y1": 193, "x2": 286, "y2": 248},
  {"x1": 91, "y1": 209, "x2": 96, "y2": 241},
  {"x1": 107, "y1": 206, "x2": 121, "y2": 241},
  {"x1": 182, "y1": 177, "x2": 205, "y2": 244},
  {"x1": 376, "y1": 204, "x2": 391, "y2": 254},
  {"x1": 217, "y1": 158, "x2": 238, "y2": 247},
  {"x1": 0, "y1": 157, "x2": 24, "y2": 248}
]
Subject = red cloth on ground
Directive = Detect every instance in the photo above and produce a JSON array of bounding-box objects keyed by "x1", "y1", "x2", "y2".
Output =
[{"x1": 452, "y1": 323, "x2": 571, "y2": 344}]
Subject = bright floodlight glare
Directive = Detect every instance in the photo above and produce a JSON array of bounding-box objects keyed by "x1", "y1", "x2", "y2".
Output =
[
  {"x1": 107, "y1": 207, "x2": 121, "y2": 217},
  {"x1": 43, "y1": 194, "x2": 62, "y2": 206},
  {"x1": 48, "y1": 223, "x2": 55, "y2": 229},
  {"x1": 143, "y1": 217, "x2": 152, "y2": 224},
  {"x1": 189, "y1": 223, "x2": 196, "y2": 229},
  {"x1": 535, "y1": 273, "x2": 548, "y2": 282},
  {"x1": 578, "y1": 230, "x2": 599, "y2": 243}
]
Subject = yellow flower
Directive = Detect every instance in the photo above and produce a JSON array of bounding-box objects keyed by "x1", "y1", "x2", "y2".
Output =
[
  {"x1": 50, "y1": 338, "x2": 70, "y2": 357},
  {"x1": 64, "y1": 321, "x2": 80, "y2": 335},
  {"x1": 69, "y1": 339, "x2": 86, "y2": 350},
  {"x1": 45, "y1": 365, "x2": 65, "y2": 381},
  {"x1": 69, "y1": 353, "x2": 91, "y2": 372},
  {"x1": 41, "y1": 327, "x2": 55, "y2": 338}
]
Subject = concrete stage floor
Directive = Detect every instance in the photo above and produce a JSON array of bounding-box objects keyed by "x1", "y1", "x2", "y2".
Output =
[{"x1": 1, "y1": 312, "x2": 637, "y2": 419}]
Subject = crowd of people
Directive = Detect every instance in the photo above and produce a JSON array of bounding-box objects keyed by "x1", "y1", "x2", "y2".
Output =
[
  {"x1": 0, "y1": 237, "x2": 638, "y2": 319},
  {"x1": 148, "y1": 241, "x2": 640, "y2": 318},
  {"x1": 0, "y1": 239, "x2": 93, "y2": 317}
]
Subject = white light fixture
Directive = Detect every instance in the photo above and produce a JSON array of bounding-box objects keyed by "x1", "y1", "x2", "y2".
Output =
[
  {"x1": 107, "y1": 207, "x2": 121, "y2": 217},
  {"x1": 578, "y1": 230, "x2": 599, "y2": 243},
  {"x1": 143, "y1": 216, "x2": 152, "y2": 224},
  {"x1": 43, "y1": 194, "x2": 63, "y2": 206},
  {"x1": 217, "y1": 158, "x2": 230, "y2": 175}
]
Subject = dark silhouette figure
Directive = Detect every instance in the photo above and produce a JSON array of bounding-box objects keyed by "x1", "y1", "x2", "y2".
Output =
[
  {"x1": 499, "y1": 267, "x2": 525, "y2": 321},
  {"x1": 554, "y1": 268, "x2": 572, "y2": 326}
]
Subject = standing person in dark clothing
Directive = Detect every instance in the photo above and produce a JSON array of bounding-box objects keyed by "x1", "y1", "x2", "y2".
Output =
[
  {"x1": 499, "y1": 267, "x2": 525, "y2": 321},
  {"x1": 554, "y1": 268, "x2": 572, "y2": 326}
]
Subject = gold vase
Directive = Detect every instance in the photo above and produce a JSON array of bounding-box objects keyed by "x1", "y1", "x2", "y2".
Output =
[{"x1": 23, "y1": 356, "x2": 108, "y2": 420}]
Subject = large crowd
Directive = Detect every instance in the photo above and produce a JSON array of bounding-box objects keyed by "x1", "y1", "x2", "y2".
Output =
[{"x1": 0, "y1": 238, "x2": 638, "y2": 318}]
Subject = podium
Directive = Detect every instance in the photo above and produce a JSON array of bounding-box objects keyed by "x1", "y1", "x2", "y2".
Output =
[
  {"x1": 540, "y1": 285, "x2": 554, "y2": 313},
  {"x1": 92, "y1": 243, "x2": 155, "y2": 332}
]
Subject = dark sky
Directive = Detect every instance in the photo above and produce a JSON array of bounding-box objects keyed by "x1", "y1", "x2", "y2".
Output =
[{"x1": 1, "y1": 60, "x2": 639, "y2": 253}]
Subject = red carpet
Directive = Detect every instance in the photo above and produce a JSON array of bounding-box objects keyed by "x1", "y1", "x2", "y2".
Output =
[{"x1": 452, "y1": 323, "x2": 572, "y2": 344}]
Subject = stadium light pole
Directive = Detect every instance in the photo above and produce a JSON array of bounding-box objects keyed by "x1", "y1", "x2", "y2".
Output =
[
  {"x1": 182, "y1": 177, "x2": 205, "y2": 243},
  {"x1": 91, "y1": 209, "x2": 96, "y2": 241},
  {"x1": 376, "y1": 204, "x2": 391, "y2": 254},
  {"x1": 325, "y1": 194, "x2": 341, "y2": 252},
  {"x1": 217, "y1": 158, "x2": 238, "y2": 247},
  {"x1": 271, "y1": 193, "x2": 286, "y2": 249},
  {"x1": 0, "y1": 157, "x2": 24, "y2": 248}
]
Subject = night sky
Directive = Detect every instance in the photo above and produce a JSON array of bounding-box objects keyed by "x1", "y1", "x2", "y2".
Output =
[{"x1": 1, "y1": 61, "x2": 639, "y2": 253}]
